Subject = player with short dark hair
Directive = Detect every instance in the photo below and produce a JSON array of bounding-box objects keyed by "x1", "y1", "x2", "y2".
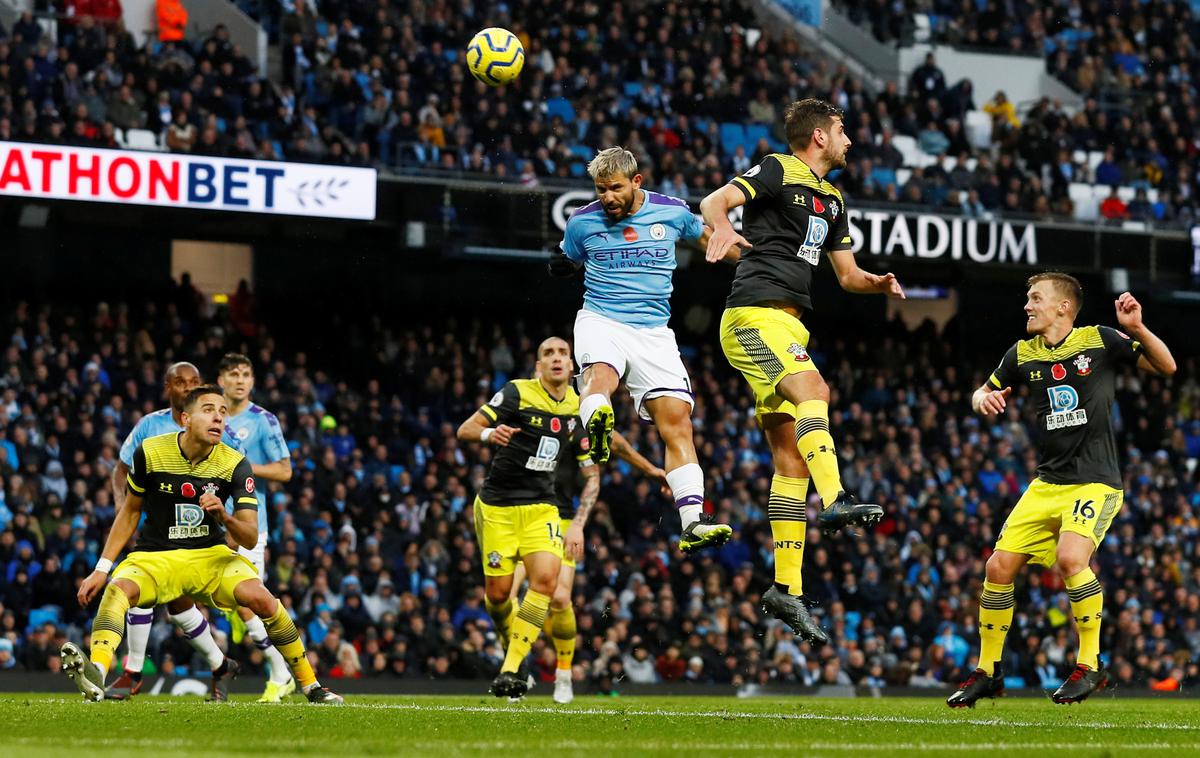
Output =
[
  {"x1": 63, "y1": 386, "x2": 342, "y2": 704},
  {"x1": 457, "y1": 337, "x2": 598, "y2": 699},
  {"x1": 217, "y1": 353, "x2": 297, "y2": 703},
  {"x1": 105, "y1": 362, "x2": 241, "y2": 700},
  {"x1": 948, "y1": 274, "x2": 1176, "y2": 707},
  {"x1": 700, "y1": 98, "x2": 905, "y2": 644}
]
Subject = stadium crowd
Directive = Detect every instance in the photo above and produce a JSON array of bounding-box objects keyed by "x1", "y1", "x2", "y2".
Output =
[
  {"x1": 0, "y1": 1, "x2": 1197, "y2": 225},
  {"x1": 0, "y1": 286, "x2": 1198, "y2": 694}
]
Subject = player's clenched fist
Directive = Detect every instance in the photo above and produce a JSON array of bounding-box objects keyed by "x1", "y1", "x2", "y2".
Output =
[
  {"x1": 487, "y1": 424, "x2": 520, "y2": 446},
  {"x1": 976, "y1": 386, "x2": 1012, "y2": 416},
  {"x1": 200, "y1": 491, "x2": 226, "y2": 518}
]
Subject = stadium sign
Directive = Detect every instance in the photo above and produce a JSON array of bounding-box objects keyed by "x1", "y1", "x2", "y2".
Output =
[
  {"x1": 0, "y1": 141, "x2": 377, "y2": 220},
  {"x1": 846, "y1": 209, "x2": 1037, "y2": 264}
]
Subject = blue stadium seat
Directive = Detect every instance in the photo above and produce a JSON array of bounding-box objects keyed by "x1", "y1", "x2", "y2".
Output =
[
  {"x1": 623, "y1": 82, "x2": 643, "y2": 98},
  {"x1": 544, "y1": 97, "x2": 576, "y2": 124},
  {"x1": 570, "y1": 162, "x2": 586, "y2": 177},
  {"x1": 26, "y1": 606, "x2": 60, "y2": 634},
  {"x1": 719, "y1": 122, "x2": 746, "y2": 155},
  {"x1": 570, "y1": 144, "x2": 593, "y2": 161},
  {"x1": 745, "y1": 124, "x2": 770, "y2": 144}
]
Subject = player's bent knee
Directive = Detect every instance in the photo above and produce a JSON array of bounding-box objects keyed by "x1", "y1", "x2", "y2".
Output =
[
  {"x1": 985, "y1": 552, "x2": 1019, "y2": 584},
  {"x1": 109, "y1": 579, "x2": 141, "y2": 607},
  {"x1": 485, "y1": 578, "x2": 513, "y2": 605},
  {"x1": 551, "y1": 586, "x2": 572, "y2": 610}
]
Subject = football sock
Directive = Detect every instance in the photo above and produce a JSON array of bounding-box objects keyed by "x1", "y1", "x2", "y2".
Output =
[
  {"x1": 169, "y1": 605, "x2": 225, "y2": 670},
  {"x1": 1065, "y1": 568, "x2": 1104, "y2": 670},
  {"x1": 769, "y1": 474, "x2": 809, "y2": 596},
  {"x1": 666, "y1": 463, "x2": 704, "y2": 530},
  {"x1": 794, "y1": 400, "x2": 843, "y2": 506},
  {"x1": 124, "y1": 606, "x2": 153, "y2": 673},
  {"x1": 485, "y1": 597, "x2": 515, "y2": 651},
  {"x1": 92, "y1": 584, "x2": 131, "y2": 678},
  {"x1": 548, "y1": 605, "x2": 577, "y2": 671},
  {"x1": 244, "y1": 613, "x2": 293, "y2": 684},
  {"x1": 262, "y1": 601, "x2": 317, "y2": 689},
  {"x1": 978, "y1": 580, "x2": 1015, "y2": 677},
  {"x1": 502, "y1": 590, "x2": 550, "y2": 674},
  {"x1": 579, "y1": 393, "x2": 609, "y2": 427}
]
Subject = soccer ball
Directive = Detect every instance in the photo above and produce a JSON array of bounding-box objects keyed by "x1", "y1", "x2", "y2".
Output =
[{"x1": 466, "y1": 27, "x2": 525, "y2": 86}]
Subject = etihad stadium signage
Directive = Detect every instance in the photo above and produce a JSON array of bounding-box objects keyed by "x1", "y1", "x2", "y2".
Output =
[
  {"x1": 550, "y1": 189, "x2": 1037, "y2": 265},
  {"x1": 0, "y1": 141, "x2": 377, "y2": 220}
]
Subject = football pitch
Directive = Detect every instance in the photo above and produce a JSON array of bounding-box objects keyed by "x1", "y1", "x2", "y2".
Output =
[{"x1": 0, "y1": 693, "x2": 1196, "y2": 756}]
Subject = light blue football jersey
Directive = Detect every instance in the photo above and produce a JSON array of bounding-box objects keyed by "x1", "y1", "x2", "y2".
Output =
[
  {"x1": 225, "y1": 403, "x2": 290, "y2": 534},
  {"x1": 560, "y1": 190, "x2": 702, "y2": 328}
]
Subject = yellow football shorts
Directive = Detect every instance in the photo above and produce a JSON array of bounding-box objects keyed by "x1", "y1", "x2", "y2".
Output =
[
  {"x1": 995, "y1": 479, "x2": 1124, "y2": 567},
  {"x1": 720, "y1": 306, "x2": 819, "y2": 419},
  {"x1": 111, "y1": 544, "x2": 260, "y2": 611},
  {"x1": 473, "y1": 497, "x2": 563, "y2": 577}
]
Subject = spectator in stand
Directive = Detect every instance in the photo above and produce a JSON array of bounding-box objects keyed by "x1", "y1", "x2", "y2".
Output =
[{"x1": 1100, "y1": 186, "x2": 1129, "y2": 222}]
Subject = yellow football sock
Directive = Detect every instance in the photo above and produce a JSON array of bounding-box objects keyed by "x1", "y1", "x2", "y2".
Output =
[
  {"x1": 978, "y1": 580, "x2": 1015, "y2": 677},
  {"x1": 769, "y1": 474, "x2": 809, "y2": 596},
  {"x1": 548, "y1": 605, "x2": 576, "y2": 670},
  {"x1": 90, "y1": 583, "x2": 130, "y2": 675},
  {"x1": 263, "y1": 601, "x2": 317, "y2": 689},
  {"x1": 502, "y1": 590, "x2": 549, "y2": 674},
  {"x1": 1065, "y1": 568, "x2": 1104, "y2": 669},
  {"x1": 793, "y1": 400, "x2": 842, "y2": 505},
  {"x1": 486, "y1": 597, "x2": 515, "y2": 651}
]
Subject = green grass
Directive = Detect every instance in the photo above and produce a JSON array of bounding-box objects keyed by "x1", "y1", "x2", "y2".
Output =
[{"x1": 0, "y1": 693, "x2": 1197, "y2": 756}]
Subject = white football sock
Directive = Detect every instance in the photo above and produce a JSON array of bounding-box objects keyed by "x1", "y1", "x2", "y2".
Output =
[
  {"x1": 169, "y1": 606, "x2": 225, "y2": 670},
  {"x1": 666, "y1": 463, "x2": 705, "y2": 530},
  {"x1": 245, "y1": 614, "x2": 293, "y2": 684},
  {"x1": 579, "y1": 393, "x2": 610, "y2": 426},
  {"x1": 124, "y1": 607, "x2": 154, "y2": 673}
]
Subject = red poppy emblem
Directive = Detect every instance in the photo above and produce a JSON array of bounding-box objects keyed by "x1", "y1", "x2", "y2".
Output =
[
  {"x1": 550, "y1": 418, "x2": 561, "y2": 433},
  {"x1": 813, "y1": 197, "x2": 825, "y2": 213},
  {"x1": 181, "y1": 482, "x2": 196, "y2": 498},
  {"x1": 623, "y1": 227, "x2": 638, "y2": 242},
  {"x1": 1051, "y1": 363, "x2": 1066, "y2": 381}
]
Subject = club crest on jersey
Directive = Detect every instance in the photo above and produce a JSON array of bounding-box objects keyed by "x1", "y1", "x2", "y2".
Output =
[
  {"x1": 568, "y1": 418, "x2": 577, "y2": 434},
  {"x1": 649, "y1": 223, "x2": 666, "y2": 240},
  {"x1": 202, "y1": 482, "x2": 219, "y2": 498},
  {"x1": 828, "y1": 199, "x2": 839, "y2": 219},
  {"x1": 1051, "y1": 363, "x2": 1067, "y2": 381},
  {"x1": 236, "y1": 427, "x2": 250, "y2": 440},
  {"x1": 623, "y1": 227, "x2": 638, "y2": 242},
  {"x1": 1074, "y1": 354, "x2": 1092, "y2": 376},
  {"x1": 487, "y1": 551, "x2": 502, "y2": 569},
  {"x1": 551, "y1": 417, "x2": 562, "y2": 433},
  {"x1": 787, "y1": 343, "x2": 810, "y2": 362},
  {"x1": 181, "y1": 482, "x2": 196, "y2": 498}
]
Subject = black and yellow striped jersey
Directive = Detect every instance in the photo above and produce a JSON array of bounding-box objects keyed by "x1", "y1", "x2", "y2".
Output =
[
  {"x1": 478, "y1": 379, "x2": 591, "y2": 507},
  {"x1": 988, "y1": 325, "x2": 1142, "y2": 488},
  {"x1": 126, "y1": 432, "x2": 257, "y2": 551},
  {"x1": 726, "y1": 153, "x2": 851, "y2": 312}
]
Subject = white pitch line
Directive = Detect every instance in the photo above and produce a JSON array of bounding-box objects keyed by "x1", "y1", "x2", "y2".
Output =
[{"x1": 297, "y1": 702, "x2": 1200, "y2": 732}]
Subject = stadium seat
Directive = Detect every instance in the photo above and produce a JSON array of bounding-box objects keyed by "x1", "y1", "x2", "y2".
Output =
[
  {"x1": 570, "y1": 144, "x2": 593, "y2": 161},
  {"x1": 124, "y1": 128, "x2": 163, "y2": 152},
  {"x1": 1069, "y1": 182, "x2": 1098, "y2": 220},
  {"x1": 964, "y1": 111, "x2": 992, "y2": 149},
  {"x1": 745, "y1": 124, "x2": 770, "y2": 144},
  {"x1": 623, "y1": 82, "x2": 642, "y2": 97},
  {"x1": 720, "y1": 123, "x2": 747, "y2": 155},
  {"x1": 545, "y1": 97, "x2": 576, "y2": 124}
]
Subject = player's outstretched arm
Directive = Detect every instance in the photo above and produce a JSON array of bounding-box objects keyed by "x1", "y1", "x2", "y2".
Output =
[
  {"x1": 566, "y1": 464, "x2": 600, "y2": 562},
  {"x1": 457, "y1": 411, "x2": 519, "y2": 447},
  {"x1": 700, "y1": 185, "x2": 752, "y2": 263},
  {"x1": 110, "y1": 460, "x2": 129, "y2": 513},
  {"x1": 1115, "y1": 292, "x2": 1177, "y2": 376},
  {"x1": 612, "y1": 431, "x2": 670, "y2": 495},
  {"x1": 972, "y1": 384, "x2": 1012, "y2": 416},
  {"x1": 829, "y1": 250, "x2": 906, "y2": 298}
]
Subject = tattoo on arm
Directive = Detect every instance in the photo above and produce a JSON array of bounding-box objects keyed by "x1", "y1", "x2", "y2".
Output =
[{"x1": 574, "y1": 468, "x2": 600, "y2": 528}]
